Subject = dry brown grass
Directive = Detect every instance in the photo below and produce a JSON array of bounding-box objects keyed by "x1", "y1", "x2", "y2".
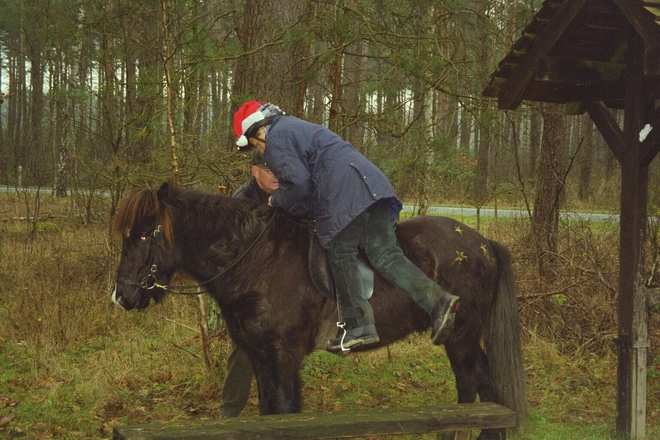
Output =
[{"x1": 1, "y1": 191, "x2": 659, "y2": 439}]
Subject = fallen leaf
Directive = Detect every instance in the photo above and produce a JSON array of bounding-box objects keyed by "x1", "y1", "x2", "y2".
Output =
[
  {"x1": 32, "y1": 422, "x2": 47, "y2": 431},
  {"x1": 53, "y1": 427, "x2": 68, "y2": 436},
  {"x1": 0, "y1": 413, "x2": 15, "y2": 428}
]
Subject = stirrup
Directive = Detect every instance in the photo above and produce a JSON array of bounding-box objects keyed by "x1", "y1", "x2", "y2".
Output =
[
  {"x1": 335, "y1": 321, "x2": 350, "y2": 353},
  {"x1": 326, "y1": 323, "x2": 380, "y2": 354}
]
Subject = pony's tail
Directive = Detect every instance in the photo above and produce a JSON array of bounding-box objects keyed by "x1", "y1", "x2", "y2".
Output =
[{"x1": 486, "y1": 240, "x2": 528, "y2": 421}]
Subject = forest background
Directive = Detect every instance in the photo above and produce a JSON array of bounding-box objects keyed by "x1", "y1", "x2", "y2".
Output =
[{"x1": 1, "y1": 0, "x2": 660, "y2": 438}]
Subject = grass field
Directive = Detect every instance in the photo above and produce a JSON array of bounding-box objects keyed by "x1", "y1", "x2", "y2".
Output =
[{"x1": 1, "y1": 191, "x2": 659, "y2": 439}]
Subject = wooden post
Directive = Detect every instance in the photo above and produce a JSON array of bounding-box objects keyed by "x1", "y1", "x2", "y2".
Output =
[
  {"x1": 585, "y1": 29, "x2": 656, "y2": 440},
  {"x1": 616, "y1": 30, "x2": 650, "y2": 439}
]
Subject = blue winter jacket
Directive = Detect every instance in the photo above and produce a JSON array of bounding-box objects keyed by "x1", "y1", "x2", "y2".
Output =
[{"x1": 263, "y1": 116, "x2": 402, "y2": 247}]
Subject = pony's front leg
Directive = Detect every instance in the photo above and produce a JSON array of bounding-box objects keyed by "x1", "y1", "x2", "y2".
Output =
[{"x1": 251, "y1": 354, "x2": 303, "y2": 415}]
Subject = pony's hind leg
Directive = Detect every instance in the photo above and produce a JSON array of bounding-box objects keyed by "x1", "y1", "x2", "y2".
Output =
[
  {"x1": 444, "y1": 332, "x2": 505, "y2": 440},
  {"x1": 444, "y1": 336, "x2": 492, "y2": 404}
]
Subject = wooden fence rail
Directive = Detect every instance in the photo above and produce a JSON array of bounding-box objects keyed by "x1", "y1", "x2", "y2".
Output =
[{"x1": 113, "y1": 402, "x2": 516, "y2": 440}]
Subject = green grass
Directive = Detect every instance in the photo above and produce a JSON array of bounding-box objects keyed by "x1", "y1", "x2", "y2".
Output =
[
  {"x1": 1, "y1": 302, "x2": 659, "y2": 439},
  {"x1": 0, "y1": 329, "x2": 638, "y2": 439}
]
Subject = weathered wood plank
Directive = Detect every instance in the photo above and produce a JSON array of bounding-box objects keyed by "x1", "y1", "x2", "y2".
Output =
[{"x1": 113, "y1": 402, "x2": 516, "y2": 440}]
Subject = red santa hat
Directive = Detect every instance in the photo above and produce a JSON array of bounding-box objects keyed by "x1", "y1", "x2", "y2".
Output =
[{"x1": 233, "y1": 100, "x2": 284, "y2": 149}]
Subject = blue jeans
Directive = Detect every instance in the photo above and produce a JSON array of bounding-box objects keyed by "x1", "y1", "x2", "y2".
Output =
[{"x1": 326, "y1": 198, "x2": 443, "y2": 328}]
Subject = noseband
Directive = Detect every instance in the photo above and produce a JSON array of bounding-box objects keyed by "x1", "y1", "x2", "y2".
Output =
[{"x1": 116, "y1": 210, "x2": 276, "y2": 295}]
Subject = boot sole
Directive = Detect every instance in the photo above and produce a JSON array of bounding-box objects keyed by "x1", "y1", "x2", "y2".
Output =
[
  {"x1": 430, "y1": 298, "x2": 460, "y2": 345},
  {"x1": 326, "y1": 335, "x2": 380, "y2": 354}
]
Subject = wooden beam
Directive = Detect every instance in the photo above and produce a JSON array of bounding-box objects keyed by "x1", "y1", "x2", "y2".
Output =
[
  {"x1": 112, "y1": 403, "x2": 517, "y2": 440},
  {"x1": 583, "y1": 100, "x2": 626, "y2": 164},
  {"x1": 613, "y1": 0, "x2": 660, "y2": 49},
  {"x1": 583, "y1": 75, "x2": 660, "y2": 102},
  {"x1": 498, "y1": 0, "x2": 589, "y2": 110},
  {"x1": 536, "y1": 57, "x2": 625, "y2": 85},
  {"x1": 572, "y1": 81, "x2": 626, "y2": 103}
]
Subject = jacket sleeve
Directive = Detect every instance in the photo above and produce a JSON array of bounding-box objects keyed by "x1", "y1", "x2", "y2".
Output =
[
  {"x1": 269, "y1": 156, "x2": 312, "y2": 217},
  {"x1": 264, "y1": 118, "x2": 314, "y2": 218}
]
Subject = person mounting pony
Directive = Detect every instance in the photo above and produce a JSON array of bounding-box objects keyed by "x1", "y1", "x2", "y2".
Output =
[
  {"x1": 233, "y1": 100, "x2": 461, "y2": 353},
  {"x1": 219, "y1": 148, "x2": 279, "y2": 418}
]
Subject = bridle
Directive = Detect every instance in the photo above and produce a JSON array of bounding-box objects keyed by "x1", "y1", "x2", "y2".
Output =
[
  {"x1": 114, "y1": 224, "x2": 168, "y2": 291},
  {"x1": 116, "y1": 210, "x2": 276, "y2": 296}
]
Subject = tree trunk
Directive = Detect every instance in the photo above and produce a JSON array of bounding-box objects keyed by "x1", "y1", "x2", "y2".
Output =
[
  {"x1": 459, "y1": 103, "x2": 472, "y2": 151},
  {"x1": 327, "y1": 36, "x2": 343, "y2": 133},
  {"x1": 528, "y1": 106, "x2": 542, "y2": 179},
  {"x1": 532, "y1": 104, "x2": 565, "y2": 281},
  {"x1": 474, "y1": 0, "x2": 492, "y2": 208},
  {"x1": 0, "y1": 52, "x2": 5, "y2": 184},
  {"x1": 475, "y1": 107, "x2": 491, "y2": 205},
  {"x1": 342, "y1": 38, "x2": 367, "y2": 147},
  {"x1": 27, "y1": 23, "x2": 45, "y2": 186},
  {"x1": 231, "y1": 0, "x2": 306, "y2": 120},
  {"x1": 417, "y1": 88, "x2": 436, "y2": 216},
  {"x1": 132, "y1": 2, "x2": 162, "y2": 164},
  {"x1": 53, "y1": 48, "x2": 68, "y2": 198},
  {"x1": 578, "y1": 113, "x2": 594, "y2": 201}
]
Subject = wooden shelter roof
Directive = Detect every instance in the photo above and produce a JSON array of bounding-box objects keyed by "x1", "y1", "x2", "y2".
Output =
[{"x1": 483, "y1": 0, "x2": 660, "y2": 112}]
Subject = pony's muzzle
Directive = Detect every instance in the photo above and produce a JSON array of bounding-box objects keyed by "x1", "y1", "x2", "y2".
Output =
[
  {"x1": 111, "y1": 283, "x2": 126, "y2": 309},
  {"x1": 111, "y1": 283, "x2": 146, "y2": 310}
]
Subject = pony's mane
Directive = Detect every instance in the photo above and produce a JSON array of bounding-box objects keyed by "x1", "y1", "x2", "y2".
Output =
[
  {"x1": 114, "y1": 183, "x2": 303, "y2": 249},
  {"x1": 114, "y1": 186, "x2": 174, "y2": 245}
]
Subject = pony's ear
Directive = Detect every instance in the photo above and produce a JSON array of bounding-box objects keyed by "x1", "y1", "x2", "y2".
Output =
[{"x1": 156, "y1": 182, "x2": 170, "y2": 205}]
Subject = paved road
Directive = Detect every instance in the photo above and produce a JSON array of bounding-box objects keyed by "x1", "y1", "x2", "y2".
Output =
[{"x1": 402, "y1": 204, "x2": 620, "y2": 223}]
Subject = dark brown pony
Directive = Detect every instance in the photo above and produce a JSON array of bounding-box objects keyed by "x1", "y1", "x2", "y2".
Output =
[{"x1": 112, "y1": 182, "x2": 527, "y2": 440}]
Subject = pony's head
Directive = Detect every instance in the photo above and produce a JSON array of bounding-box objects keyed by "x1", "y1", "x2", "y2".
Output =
[{"x1": 112, "y1": 182, "x2": 178, "y2": 310}]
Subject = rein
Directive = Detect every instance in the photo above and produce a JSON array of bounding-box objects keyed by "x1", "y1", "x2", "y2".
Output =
[{"x1": 118, "y1": 209, "x2": 276, "y2": 295}]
